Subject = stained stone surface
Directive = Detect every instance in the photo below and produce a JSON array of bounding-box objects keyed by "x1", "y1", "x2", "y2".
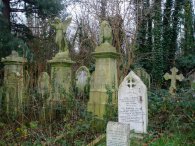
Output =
[
  {"x1": 164, "y1": 67, "x2": 184, "y2": 95},
  {"x1": 87, "y1": 21, "x2": 119, "y2": 118},
  {"x1": 107, "y1": 121, "x2": 130, "y2": 146},
  {"x1": 38, "y1": 72, "x2": 50, "y2": 96},
  {"x1": 134, "y1": 67, "x2": 151, "y2": 88},
  {"x1": 87, "y1": 43, "x2": 119, "y2": 118},
  {"x1": 118, "y1": 71, "x2": 148, "y2": 133},
  {"x1": 76, "y1": 66, "x2": 90, "y2": 93},
  {"x1": 1, "y1": 51, "x2": 27, "y2": 115},
  {"x1": 48, "y1": 50, "x2": 75, "y2": 101},
  {"x1": 188, "y1": 71, "x2": 195, "y2": 89}
]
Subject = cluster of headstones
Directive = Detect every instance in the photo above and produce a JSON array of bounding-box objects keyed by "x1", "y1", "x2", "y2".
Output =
[
  {"x1": 105, "y1": 67, "x2": 189, "y2": 145},
  {"x1": 1, "y1": 20, "x2": 195, "y2": 145}
]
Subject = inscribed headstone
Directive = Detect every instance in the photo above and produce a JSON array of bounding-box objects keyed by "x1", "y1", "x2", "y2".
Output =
[
  {"x1": 107, "y1": 121, "x2": 130, "y2": 146},
  {"x1": 76, "y1": 66, "x2": 90, "y2": 93},
  {"x1": 118, "y1": 71, "x2": 148, "y2": 133}
]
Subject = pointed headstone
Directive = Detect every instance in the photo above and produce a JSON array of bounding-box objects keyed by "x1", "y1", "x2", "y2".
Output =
[{"x1": 118, "y1": 71, "x2": 148, "y2": 133}]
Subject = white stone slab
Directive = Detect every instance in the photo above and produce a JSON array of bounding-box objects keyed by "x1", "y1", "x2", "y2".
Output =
[
  {"x1": 76, "y1": 66, "x2": 90, "y2": 92},
  {"x1": 106, "y1": 121, "x2": 130, "y2": 146},
  {"x1": 118, "y1": 71, "x2": 148, "y2": 133}
]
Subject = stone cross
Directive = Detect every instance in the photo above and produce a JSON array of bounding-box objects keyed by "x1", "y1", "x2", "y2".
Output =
[{"x1": 164, "y1": 67, "x2": 184, "y2": 95}]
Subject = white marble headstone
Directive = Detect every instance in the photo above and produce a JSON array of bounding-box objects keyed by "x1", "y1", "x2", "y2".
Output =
[
  {"x1": 76, "y1": 66, "x2": 90, "y2": 92},
  {"x1": 107, "y1": 121, "x2": 130, "y2": 146},
  {"x1": 118, "y1": 71, "x2": 148, "y2": 133}
]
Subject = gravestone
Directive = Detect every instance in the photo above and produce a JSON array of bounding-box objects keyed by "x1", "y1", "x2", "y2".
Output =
[
  {"x1": 164, "y1": 67, "x2": 184, "y2": 95},
  {"x1": 1, "y1": 50, "x2": 27, "y2": 115},
  {"x1": 75, "y1": 66, "x2": 90, "y2": 93},
  {"x1": 188, "y1": 70, "x2": 195, "y2": 89},
  {"x1": 134, "y1": 67, "x2": 151, "y2": 88},
  {"x1": 47, "y1": 18, "x2": 74, "y2": 119},
  {"x1": 38, "y1": 72, "x2": 50, "y2": 96},
  {"x1": 107, "y1": 121, "x2": 130, "y2": 146},
  {"x1": 118, "y1": 71, "x2": 148, "y2": 133},
  {"x1": 87, "y1": 20, "x2": 119, "y2": 118},
  {"x1": 0, "y1": 87, "x2": 2, "y2": 111}
]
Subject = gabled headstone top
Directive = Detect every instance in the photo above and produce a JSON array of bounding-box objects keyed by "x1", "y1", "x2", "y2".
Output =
[
  {"x1": 107, "y1": 121, "x2": 130, "y2": 146},
  {"x1": 118, "y1": 71, "x2": 148, "y2": 133}
]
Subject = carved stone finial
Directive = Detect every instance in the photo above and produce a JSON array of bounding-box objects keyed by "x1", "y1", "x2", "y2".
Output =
[{"x1": 99, "y1": 20, "x2": 112, "y2": 44}]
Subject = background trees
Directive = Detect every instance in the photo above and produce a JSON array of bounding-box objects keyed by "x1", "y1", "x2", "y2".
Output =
[{"x1": 0, "y1": 0, "x2": 194, "y2": 87}]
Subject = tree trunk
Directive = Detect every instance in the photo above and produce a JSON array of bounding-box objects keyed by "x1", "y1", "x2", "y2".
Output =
[{"x1": 2, "y1": 0, "x2": 10, "y2": 28}]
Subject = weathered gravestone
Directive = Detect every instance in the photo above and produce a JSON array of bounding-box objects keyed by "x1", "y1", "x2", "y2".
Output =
[
  {"x1": 87, "y1": 20, "x2": 119, "y2": 118},
  {"x1": 38, "y1": 72, "x2": 50, "y2": 96},
  {"x1": 47, "y1": 18, "x2": 75, "y2": 119},
  {"x1": 188, "y1": 70, "x2": 195, "y2": 89},
  {"x1": 107, "y1": 121, "x2": 130, "y2": 146},
  {"x1": 48, "y1": 17, "x2": 75, "y2": 99},
  {"x1": 134, "y1": 67, "x2": 151, "y2": 88},
  {"x1": 1, "y1": 50, "x2": 27, "y2": 116},
  {"x1": 75, "y1": 66, "x2": 90, "y2": 94},
  {"x1": 164, "y1": 67, "x2": 184, "y2": 95},
  {"x1": 118, "y1": 71, "x2": 148, "y2": 133},
  {"x1": 37, "y1": 72, "x2": 50, "y2": 123}
]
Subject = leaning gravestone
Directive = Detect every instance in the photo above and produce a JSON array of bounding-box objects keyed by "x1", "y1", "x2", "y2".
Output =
[
  {"x1": 75, "y1": 66, "x2": 90, "y2": 93},
  {"x1": 118, "y1": 71, "x2": 148, "y2": 133},
  {"x1": 107, "y1": 121, "x2": 130, "y2": 146}
]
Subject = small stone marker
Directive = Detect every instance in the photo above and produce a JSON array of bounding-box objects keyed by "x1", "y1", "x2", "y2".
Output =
[
  {"x1": 76, "y1": 66, "x2": 90, "y2": 93},
  {"x1": 107, "y1": 121, "x2": 130, "y2": 146},
  {"x1": 118, "y1": 71, "x2": 148, "y2": 133},
  {"x1": 38, "y1": 72, "x2": 50, "y2": 96},
  {"x1": 164, "y1": 67, "x2": 184, "y2": 95}
]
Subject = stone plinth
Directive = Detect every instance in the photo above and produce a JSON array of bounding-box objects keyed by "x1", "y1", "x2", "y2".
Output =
[
  {"x1": 1, "y1": 50, "x2": 27, "y2": 115},
  {"x1": 87, "y1": 42, "x2": 119, "y2": 118},
  {"x1": 48, "y1": 51, "x2": 75, "y2": 100}
]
